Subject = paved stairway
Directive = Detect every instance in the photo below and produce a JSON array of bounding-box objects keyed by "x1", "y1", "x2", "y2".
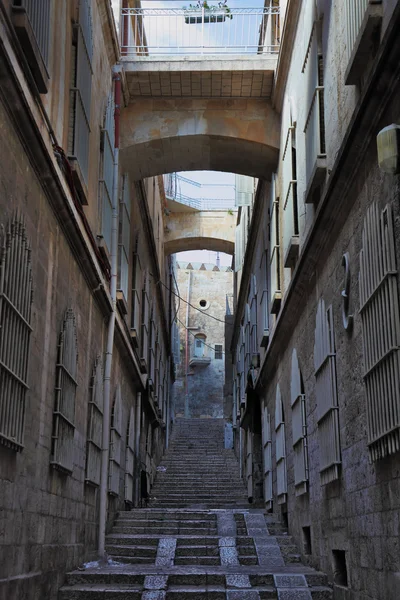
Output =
[{"x1": 59, "y1": 418, "x2": 332, "y2": 599}]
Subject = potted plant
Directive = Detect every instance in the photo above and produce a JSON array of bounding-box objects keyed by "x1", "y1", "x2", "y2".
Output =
[{"x1": 183, "y1": 1, "x2": 233, "y2": 24}]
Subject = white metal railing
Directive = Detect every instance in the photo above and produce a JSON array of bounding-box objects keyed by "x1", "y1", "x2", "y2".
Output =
[
  {"x1": 304, "y1": 86, "x2": 326, "y2": 188},
  {"x1": 121, "y1": 6, "x2": 280, "y2": 56},
  {"x1": 345, "y1": 0, "x2": 369, "y2": 61}
]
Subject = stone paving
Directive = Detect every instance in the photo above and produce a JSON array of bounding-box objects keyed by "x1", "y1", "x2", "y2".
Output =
[{"x1": 59, "y1": 419, "x2": 332, "y2": 599}]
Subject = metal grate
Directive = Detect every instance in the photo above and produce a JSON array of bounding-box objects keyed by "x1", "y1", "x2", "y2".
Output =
[
  {"x1": 100, "y1": 95, "x2": 115, "y2": 253},
  {"x1": 291, "y1": 349, "x2": 308, "y2": 496},
  {"x1": 275, "y1": 384, "x2": 287, "y2": 504},
  {"x1": 269, "y1": 194, "x2": 281, "y2": 298},
  {"x1": 68, "y1": 0, "x2": 93, "y2": 186},
  {"x1": 360, "y1": 203, "x2": 400, "y2": 461},
  {"x1": 282, "y1": 120, "x2": 298, "y2": 259},
  {"x1": 15, "y1": 0, "x2": 51, "y2": 66},
  {"x1": 118, "y1": 174, "x2": 131, "y2": 301},
  {"x1": 0, "y1": 215, "x2": 33, "y2": 452},
  {"x1": 131, "y1": 232, "x2": 142, "y2": 341},
  {"x1": 262, "y1": 402, "x2": 273, "y2": 510},
  {"x1": 109, "y1": 386, "x2": 122, "y2": 496},
  {"x1": 85, "y1": 356, "x2": 103, "y2": 486},
  {"x1": 140, "y1": 273, "x2": 150, "y2": 371},
  {"x1": 314, "y1": 299, "x2": 341, "y2": 484},
  {"x1": 215, "y1": 344, "x2": 223, "y2": 360},
  {"x1": 125, "y1": 407, "x2": 135, "y2": 503},
  {"x1": 345, "y1": 0, "x2": 369, "y2": 61},
  {"x1": 51, "y1": 309, "x2": 78, "y2": 474},
  {"x1": 246, "y1": 430, "x2": 253, "y2": 499}
]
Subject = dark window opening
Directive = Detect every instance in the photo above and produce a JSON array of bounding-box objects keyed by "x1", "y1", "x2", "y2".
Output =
[
  {"x1": 302, "y1": 526, "x2": 312, "y2": 555},
  {"x1": 199, "y1": 299, "x2": 207, "y2": 307},
  {"x1": 215, "y1": 345, "x2": 223, "y2": 360},
  {"x1": 332, "y1": 550, "x2": 348, "y2": 587}
]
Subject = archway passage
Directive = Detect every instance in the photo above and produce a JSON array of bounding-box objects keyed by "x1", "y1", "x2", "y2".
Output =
[
  {"x1": 120, "y1": 98, "x2": 280, "y2": 181},
  {"x1": 164, "y1": 211, "x2": 235, "y2": 256}
]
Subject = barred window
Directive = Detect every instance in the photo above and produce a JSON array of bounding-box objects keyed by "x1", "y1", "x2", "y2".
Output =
[
  {"x1": 51, "y1": 309, "x2": 78, "y2": 474},
  {"x1": 360, "y1": 203, "x2": 400, "y2": 461},
  {"x1": 85, "y1": 356, "x2": 103, "y2": 486},
  {"x1": 215, "y1": 345, "x2": 223, "y2": 360},
  {"x1": 275, "y1": 384, "x2": 287, "y2": 504},
  {"x1": 68, "y1": 0, "x2": 93, "y2": 189},
  {"x1": 130, "y1": 232, "x2": 142, "y2": 348},
  {"x1": 13, "y1": 0, "x2": 51, "y2": 68},
  {"x1": 291, "y1": 348, "x2": 308, "y2": 496},
  {"x1": 314, "y1": 298, "x2": 341, "y2": 484},
  {"x1": 0, "y1": 216, "x2": 33, "y2": 452},
  {"x1": 109, "y1": 386, "x2": 122, "y2": 496},
  {"x1": 262, "y1": 402, "x2": 273, "y2": 510},
  {"x1": 100, "y1": 95, "x2": 115, "y2": 254},
  {"x1": 125, "y1": 407, "x2": 135, "y2": 504},
  {"x1": 140, "y1": 272, "x2": 150, "y2": 373}
]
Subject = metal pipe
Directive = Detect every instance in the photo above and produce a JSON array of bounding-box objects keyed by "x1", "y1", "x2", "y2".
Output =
[
  {"x1": 184, "y1": 270, "x2": 191, "y2": 418},
  {"x1": 98, "y1": 65, "x2": 121, "y2": 558}
]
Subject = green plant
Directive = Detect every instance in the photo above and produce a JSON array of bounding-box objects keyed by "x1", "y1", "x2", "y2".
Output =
[
  {"x1": 227, "y1": 208, "x2": 234, "y2": 215},
  {"x1": 183, "y1": 1, "x2": 233, "y2": 19}
]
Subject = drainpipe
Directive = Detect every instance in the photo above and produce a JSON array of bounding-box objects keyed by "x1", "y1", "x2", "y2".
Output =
[
  {"x1": 98, "y1": 66, "x2": 122, "y2": 558},
  {"x1": 184, "y1": 270, "x2": 191, "y2": 418}
]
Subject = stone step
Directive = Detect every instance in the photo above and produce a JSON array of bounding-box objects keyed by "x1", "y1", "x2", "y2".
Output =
[
  {"x1": 106, "y1": 545, "x2": 158, "y2": 557},
  {"x1": 112, "y1": 527, "x2": 218, "y2": 535}
]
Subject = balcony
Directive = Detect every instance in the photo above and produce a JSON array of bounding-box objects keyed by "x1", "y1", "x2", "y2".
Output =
[
  {"x1": 120, "y1": 4, "x2": 280, "y2": 101},
  {"x1": 189, "y1": 356, "x2": 211, "y2": 367}
]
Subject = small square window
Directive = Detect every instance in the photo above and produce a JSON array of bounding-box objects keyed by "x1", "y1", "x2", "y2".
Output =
[{"x1": 215, "y1": 345, "x2": 223, "y2": 360}]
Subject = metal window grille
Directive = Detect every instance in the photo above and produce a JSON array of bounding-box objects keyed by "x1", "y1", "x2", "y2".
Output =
[
  {"x1": 0, "y1": 215, "x2": 33, "y2": 452},
  {"x1": 262, "y1": 402, "x2": 273, "y2": 510},
  {"x1": 314, "y1": 298, "x2": 341, "y2": 484},
  {"x1": 85, "y1": 356, "x2": 103, "y2": 486},
  {"x1": 269, "y1": 195, "x2": 281, "y2": 299},
  {"x1": 15, "y1": 0, "x2": 51, "y2": 66},
  {"x1": 244, "y1": 304, "x2": 251, "y2": 374},
  {"x1": 125, "y1": 407, "x2": 135, "y2": 503},
  {"x1": 131, "y1": 233, "x2": 142, "y2": 343},
  {"x1": 250, "y1": 275, "x2": 258, "y2": 354},
  {"x1": 100, "y1": 95, "x2": 115, "y2": 253},
  {"x1": 109, "y1": 386, "x2": 122, "y2": 496},
  {"x1": 118, "y1": 174, "x2": 131, "y2": 300},
  {"x1": 140, "y1": 273, "x2": 150, "y2": 371},
  {"x1": 51, "y1": 309, "x2": 78, "y2": 474},
  {"x1": 215, "y1": 345, "x2": 223, "y2": 360},
  {"x1": 291, "y1": 348, "x2": 308, "y2": 496},
  {"x1": 282, "y1": 122, "x2": 298, "y2": 254},
  {"x1": 360, "y1": 203, "x2": 400, "y2": 461},
  {"x1": 235, "y1": 175, "x2": 254, "y2": 207},
  {"x1": 345, "y1": 0, "x2": 370, "y2": 62},
  {"x1": 148, "y1": 315, "x2": 157, "y2": 387},
  {"x1": 68, "y1": 0, "x2": 93, "y2": 185},
  {"x1": 275, "y1": 384, "x2": 287, "y2": 504},
  {"x1": 246, "y1": 431, "x2": 253, "y2": 498}
]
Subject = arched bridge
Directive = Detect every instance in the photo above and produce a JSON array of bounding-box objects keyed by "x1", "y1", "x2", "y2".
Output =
[{"x1": 164, "y1": 210, "x2": 235, "y2": 256}]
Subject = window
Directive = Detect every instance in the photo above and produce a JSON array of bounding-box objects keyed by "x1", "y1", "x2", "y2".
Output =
[
  {"x1": 235, "y1": 174, "x2": 254, "y2": 207},
  {"x1": 51, "y1": 309, "x2": 78, "y2": 474},
  {"x1": 125, "y1": 407, "x2": 135, "y2": 504},
  {"x1": 360, "y1": 203, "x2": 400, "y2": 461},
  {"x1": 194, "y1": 335, "x2": 205, "y2": 358},
  {"x1": 118, "y1": 174, "x2": 131, "y2": 301},
  {"x1": 12, "y1": 0, "x2": 51, "y2": 92},
  {"x1": 140, "y1": 272, "x2": 150, "y2": 373},
  {"x1": 262, "y1": 401, "x2": 273, "y2": 510},
  {"x1": 275, "y1": 384, "x2": 287, "y2": 504},
  {"x1": 148, "y1": 311, "x2": 157, "y2": 388},
  {"x1": 0, "y1": 215, "x2": 33, "y2": 452},
  {"x1": 269, "y1": 176, "x2": 281, "y2": 315},
  {"x1": 85, "y1": 356, "x2": 103, "y2": 486},
  {"x1": 109, "y1": 386, "x2": 122, "y2": 496},
  {"x1": 249, "y1": 275, "x2": 257, "y2": 354},
  {"x1": 291, "y1": 348, "x2": 308, "y2": 496},
  {"x1": 215, "y1": 345, "x2": 223, "y2": 360},
  {"x1": 68, "y1": 0, "x2": 93, "y2": 195},
  {"x1": 344, "y1": 0, "x2": 382, "y2": 85},
  {"x1": 130, "y1": 232, "x2": 142, "y2": 348},
  {"x1": 314, "y1": 299, "x2": 341, "y2": 484},
  {"x1": 282, "y1": 107, "x2": 299, "y2": 268},
  {"x1": 99, "y1": 95, "x2": 115, "y2": 253}
]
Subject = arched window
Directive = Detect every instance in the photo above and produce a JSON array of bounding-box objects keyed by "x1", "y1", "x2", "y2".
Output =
[
  {"x1": 360, "y1": 202, "x2": 400, "y2": 461},
  {"x1": 194, "y1": 333, "x2": 206, "y2": 358},
  {"x1": 262, "y1": 401, "x2": 273, "y2": 510},
  {"x1": 314, "y1": 298, "x2": 341, "y2": 484},
  {"x1": 109, "y1": 386, "x2": 122, "y2": 496},
  {"x1": 51, "y1": 309, "x2": 78, "y2": 474},
  {"x1": 291, "y1": 349, "x2": 308, "y2": 495},
  {"x1": 275, "y1": 384, "x2": 287, "y2": 504},
  {"x1": 125, "y1": 407, "x2": 135, "y2": 503},
  {"x1": 85, "y1": 356, "x2": 103, "y2": 486},
  {"x1": 0, "y1": 216, "x2": 33, "y2": 451}
]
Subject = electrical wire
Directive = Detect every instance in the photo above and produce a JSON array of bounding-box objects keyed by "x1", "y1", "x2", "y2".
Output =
[
  {"x1": 175, "y1": 315, "x2": 225, "y2": 356},
  {"x1": 157, "y1": 277, "x2": 228, "y2": 323}
]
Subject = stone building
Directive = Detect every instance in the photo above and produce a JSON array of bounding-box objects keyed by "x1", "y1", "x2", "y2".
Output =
[
  {"x1": 174, "y1": 262, "x2": 233, "y2": 419},
  {"x1": 0, "y1": 1, "x2": 174, "y2": 598},
  {"x1": 231, "y1": 1, "x2": 400, "y2": 599}
]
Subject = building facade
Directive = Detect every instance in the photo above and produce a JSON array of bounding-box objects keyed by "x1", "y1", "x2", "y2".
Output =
[
  {"x1": 232, "y1": 1, "x2": 400, "y2": 599},
  {"x1": 0, "y1": 1, "x2": 174, "y2": 598},
  {"x1": 174, "y1": 262, "x2": 233, "y2": 419}
]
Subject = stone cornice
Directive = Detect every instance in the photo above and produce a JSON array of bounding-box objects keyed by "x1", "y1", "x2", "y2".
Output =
[
  {"x1": 272, "y1": 0, "x2": 301, "y2": 114},
  {"x1": 257, "y1": 0, "x2": 400, "y2": 389}
]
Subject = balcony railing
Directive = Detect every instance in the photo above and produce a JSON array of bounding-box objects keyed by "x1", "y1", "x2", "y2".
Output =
[{"x1": 121, "y1": 6, "x2": 280, "y2": 57}]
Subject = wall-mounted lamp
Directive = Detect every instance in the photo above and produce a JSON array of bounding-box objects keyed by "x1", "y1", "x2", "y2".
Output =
[{"x1": 377, "y1": 124, "x2": 400, "y2": 174}]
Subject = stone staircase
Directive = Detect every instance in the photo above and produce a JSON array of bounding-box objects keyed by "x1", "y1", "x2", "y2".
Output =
[{"x1": 59, "y1": 418, "x2": 332, "y2": 599}]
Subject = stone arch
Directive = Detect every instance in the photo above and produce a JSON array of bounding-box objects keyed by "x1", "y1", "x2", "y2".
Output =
[
  {"x1": 164, "y1": 211, "x2": 235, "y2": 256},
  {"x1": 120, "y1": 99, "x2": 280, "y2": 180}
]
